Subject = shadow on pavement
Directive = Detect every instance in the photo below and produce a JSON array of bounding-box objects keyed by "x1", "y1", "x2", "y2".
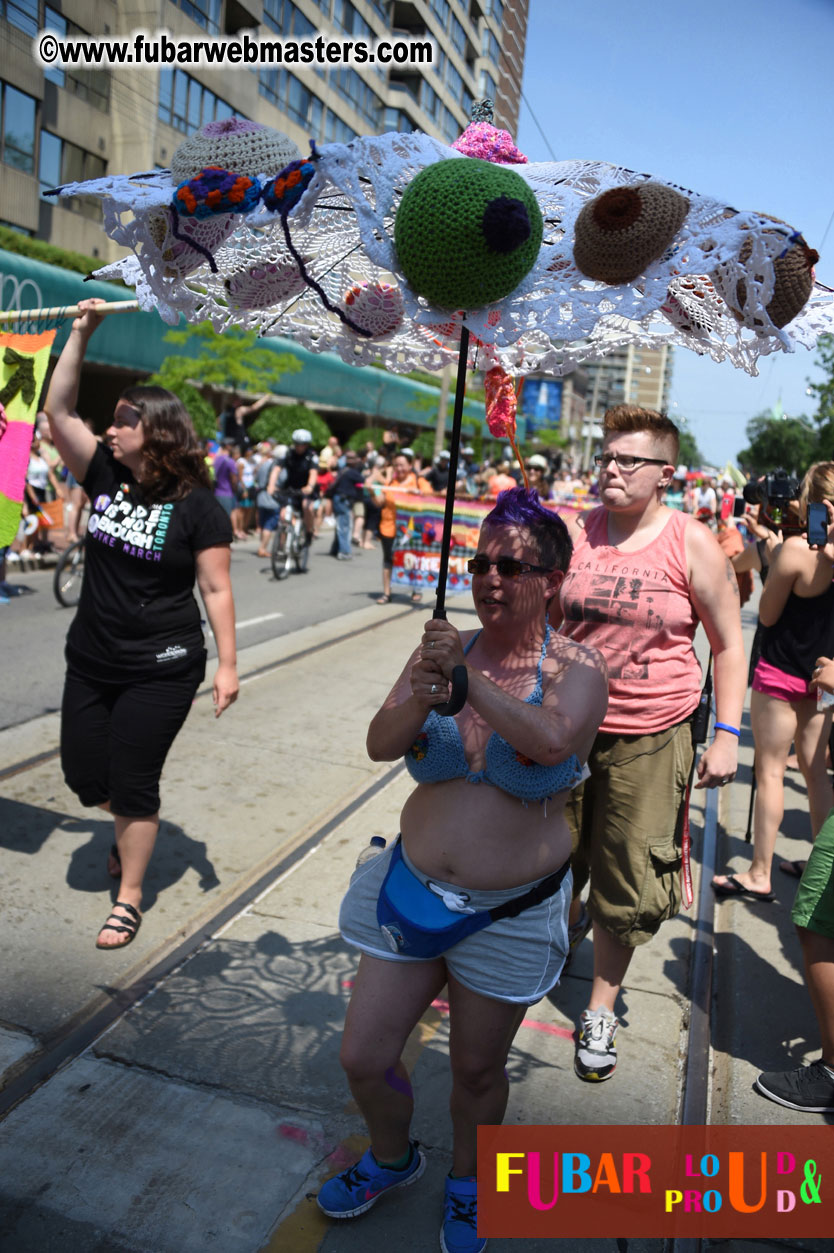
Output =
[
  {"x1": 0, "y1": 799, "x2": 220, "y2": 913},
  {"x1": 94, "y1": 929, "x2": 356, "y2": 1110}
]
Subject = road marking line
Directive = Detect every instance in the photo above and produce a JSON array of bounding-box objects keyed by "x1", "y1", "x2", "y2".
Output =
[
  {"x1": 236, "y1": 612, "x2": 284, "y2": 629},
  {"x1": 206, "y1": 611, "x2": 284, "y2": 637}
]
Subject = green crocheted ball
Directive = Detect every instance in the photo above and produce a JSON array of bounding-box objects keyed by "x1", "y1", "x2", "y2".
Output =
[{"x1": 394, "y1": 158, "x2": 543, "y2": 310}]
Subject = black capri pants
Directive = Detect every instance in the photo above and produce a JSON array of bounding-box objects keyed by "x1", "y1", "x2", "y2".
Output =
[
  {"x1": 61, "y1": 654, "x2": 206, "y2": 817},
  {"x1": 380, "y1": 534, "x2": 395, "y2": 569}
]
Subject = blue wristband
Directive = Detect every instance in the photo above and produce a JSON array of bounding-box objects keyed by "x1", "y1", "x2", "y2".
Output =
[{"x1": 714, "y1": 722, "x2": 740, "y2": 737}]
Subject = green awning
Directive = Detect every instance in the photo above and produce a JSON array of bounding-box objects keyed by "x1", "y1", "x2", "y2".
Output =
[{"x1": 0, "y1": 249, "x2": 483, "y2": 430}]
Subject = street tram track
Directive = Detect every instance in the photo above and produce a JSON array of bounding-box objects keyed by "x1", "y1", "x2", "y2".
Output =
[
  {"x1": 0, "y1": 758, "x2": 406, "y2": 1121},
  {"x1": 0, "y1": 605, "x2": 416, "y2": 784},
  {"x1": 0, "y1": 606, "x2": 421, "y2": 1118}
]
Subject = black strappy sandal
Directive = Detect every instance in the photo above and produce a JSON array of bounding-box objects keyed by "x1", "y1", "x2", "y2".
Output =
[{"x1": 96, "y1": 900, "x2": 142, "y2": 950}]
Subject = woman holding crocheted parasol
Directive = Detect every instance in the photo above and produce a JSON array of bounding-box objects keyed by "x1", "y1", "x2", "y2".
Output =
[{"x1": 317, "y1": 487, "x2": 607, "y2": 1252}]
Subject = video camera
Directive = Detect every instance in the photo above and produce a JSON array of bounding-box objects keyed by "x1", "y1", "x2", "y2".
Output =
[{"x1": 742, "y1": 469, "x2": 802, "y2": 526}]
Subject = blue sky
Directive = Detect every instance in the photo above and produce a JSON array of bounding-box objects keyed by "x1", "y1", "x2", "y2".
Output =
[{"x1": 516, "y1": 0, "x2": 834, "y2": 465}]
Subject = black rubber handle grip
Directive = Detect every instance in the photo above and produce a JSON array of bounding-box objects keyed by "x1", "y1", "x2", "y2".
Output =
[{"x1": 434, "y1": 664, "x2": 468, "y2": 717}]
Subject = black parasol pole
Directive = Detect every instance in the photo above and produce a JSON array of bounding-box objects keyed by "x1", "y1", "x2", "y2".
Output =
[{"x1": 431, "y1": 325, "x2": 470, "y2": 716}]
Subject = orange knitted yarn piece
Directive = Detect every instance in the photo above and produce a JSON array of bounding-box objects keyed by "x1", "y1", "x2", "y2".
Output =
[{"x1": 573, "y1": 182, "x2": 690, "y2": 284}]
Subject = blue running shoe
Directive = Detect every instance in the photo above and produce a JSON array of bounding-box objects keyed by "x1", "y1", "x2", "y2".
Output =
[
  {"x1": 317, "y1": 1142, "x2": 425, "y2": 1218},
  {"x1": 441, "y1": 1175, "x2": 486, "y2": 1253}
]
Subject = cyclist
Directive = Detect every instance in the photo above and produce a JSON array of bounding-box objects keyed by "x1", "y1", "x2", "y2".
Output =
[{"x1": 267, "y1": 429, "x2": 318, "y2": 545}]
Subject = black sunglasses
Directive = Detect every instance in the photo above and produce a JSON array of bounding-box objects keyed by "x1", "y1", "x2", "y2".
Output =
[
  {"x1": 594, "y1": 453, "x2": 668, "y2": 470},
  {"x1": 467, "y1": 556, "x2": 553, "y2": 578}
]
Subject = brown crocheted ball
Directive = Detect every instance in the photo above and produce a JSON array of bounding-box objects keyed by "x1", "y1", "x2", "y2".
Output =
[
  {"x1": 573, "y1": 182, "x2": 690, "y2": 284},
  {"x1": 768, "y1": 238, "x2": 818, "y2": 327},
  {"x1": 171, "y1": 119, "x2": 301, "y2": 183},
  {"x1": 713, "y1": 217, "x2": 819, "y2": 329}
]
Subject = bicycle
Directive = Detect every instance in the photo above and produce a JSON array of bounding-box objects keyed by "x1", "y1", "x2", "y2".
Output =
[
  {"x1": 271, "y1": 490, "x2": 310, "y2": 580},
  {"x1": 53, "y1": 537, "x2": 85, "y2": 607}
]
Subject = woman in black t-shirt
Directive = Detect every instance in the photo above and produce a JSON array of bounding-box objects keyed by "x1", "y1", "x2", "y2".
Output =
[{"x1": 44, "y1": 299, "x2": 239, "y2": 950}]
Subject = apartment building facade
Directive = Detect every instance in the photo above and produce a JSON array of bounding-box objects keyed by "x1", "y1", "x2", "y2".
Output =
[
  {"x1": 583, "y1": 344, "x2": 674, "y2": 417},
  {"x1": 1, "y1": 0, "x2": 528, "y2": 263}
]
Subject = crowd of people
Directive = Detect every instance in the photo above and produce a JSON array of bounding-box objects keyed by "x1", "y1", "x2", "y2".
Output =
[
  {"x1": 314, "y1": 404, "x2": 834, "y2": 1252},
  {"x1": 7, "y1": 311, "x2": 834, "y2": 1250},
  {"x1": 4, "y1": 392, "x2": 754, "y2": 606}
]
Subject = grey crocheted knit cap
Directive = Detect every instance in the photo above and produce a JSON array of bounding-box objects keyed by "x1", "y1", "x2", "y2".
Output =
[{"x1": 171, "y1": 118, "x2": 301, "y2": 183}]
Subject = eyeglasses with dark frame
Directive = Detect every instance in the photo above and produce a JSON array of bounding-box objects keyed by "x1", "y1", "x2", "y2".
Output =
[
  {"x1": 594, "y1": 453, "x2": 669, "y2": 471},
  {"x1": 467, "y1": 556, "x2": 553, "y2": 579}
]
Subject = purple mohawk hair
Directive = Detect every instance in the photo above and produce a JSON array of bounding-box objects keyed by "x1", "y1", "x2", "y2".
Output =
[{"x1": 484, "y1": 487, "x2": 573, "y2": 572}]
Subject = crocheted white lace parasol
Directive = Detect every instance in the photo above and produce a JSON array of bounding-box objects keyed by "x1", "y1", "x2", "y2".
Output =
[{"x1": 50, "y1": 126, "x2": 834, "y2": 377}]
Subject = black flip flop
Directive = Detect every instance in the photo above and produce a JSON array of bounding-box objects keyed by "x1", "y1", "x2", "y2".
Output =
[
  {"x1": 779, "y1": 859, "x2": 806, "y2": 879},
  {"x1": 711, "y1": 874, "x2": 774, "y2": 902}
]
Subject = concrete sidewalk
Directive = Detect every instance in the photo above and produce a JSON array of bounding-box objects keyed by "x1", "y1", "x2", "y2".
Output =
[{"x1": 0, "y1": 597, "x2": 830, "y2": 1252}]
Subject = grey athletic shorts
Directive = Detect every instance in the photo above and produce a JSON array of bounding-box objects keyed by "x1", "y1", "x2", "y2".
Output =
[{"x1": 339, "y1": 840, "x2": 571, "y2": 1005}]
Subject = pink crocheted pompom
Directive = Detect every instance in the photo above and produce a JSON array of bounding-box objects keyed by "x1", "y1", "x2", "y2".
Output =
[
  {"x1": 452, "y1": 122, "x2": 528, "y2": 165},
  {"x1": 485, "y1": 366, "x2": 517, "y2": 438},
  {"x1": 202, "y1": 118, "x2": 264, "y2": 138}
]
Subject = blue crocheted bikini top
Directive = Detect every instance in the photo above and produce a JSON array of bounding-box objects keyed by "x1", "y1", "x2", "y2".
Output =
[{"x1": 404, "y1": 625, "x2": 586, "y2": 804}]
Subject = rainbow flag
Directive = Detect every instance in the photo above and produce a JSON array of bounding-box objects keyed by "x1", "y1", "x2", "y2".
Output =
[
  {"x1": 0, "y1": 329, "x2": 57, "y2": 546},
  {"x1": 390, "y1": 493, "x2": 591, "y2": 596}
]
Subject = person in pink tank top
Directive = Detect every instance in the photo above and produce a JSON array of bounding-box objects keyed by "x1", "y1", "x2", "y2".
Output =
[{"x1": 555, "y1": 405, "x2": 746, "y2": 1083}]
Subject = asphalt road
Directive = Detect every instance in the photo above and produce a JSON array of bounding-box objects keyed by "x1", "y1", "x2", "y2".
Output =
[{"x1": 1, "y1": 527, "x2": 425, "y2": 730}]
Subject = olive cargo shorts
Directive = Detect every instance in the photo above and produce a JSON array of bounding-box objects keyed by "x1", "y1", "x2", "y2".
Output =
[{"x1": 566, "y1": 720, "x2": 694, "y2": 947}]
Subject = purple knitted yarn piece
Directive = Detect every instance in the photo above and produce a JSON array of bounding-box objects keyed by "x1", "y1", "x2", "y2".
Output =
[
  {"x1": 482, "y1": 197, "x2": 532, "y2": 253},
  {"x1": 385, "y1": 1067, "x2": 413, "y2": 1099},
  {"x1": 262, "y1": 160, "x2": 316, "y2": 215},
  {"x1": 202, "y1": 118, "x2": 263, "y2": 137}
]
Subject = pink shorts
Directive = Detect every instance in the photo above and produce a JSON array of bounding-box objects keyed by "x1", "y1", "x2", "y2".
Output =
[{"x1": 752, "y1": 658, "x2": 813, "y2": 704}]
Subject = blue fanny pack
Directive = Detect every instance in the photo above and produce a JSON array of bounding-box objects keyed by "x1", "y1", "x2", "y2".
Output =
[{"x1": 376, "y1": 839, "x2": 570, "y2": 959}]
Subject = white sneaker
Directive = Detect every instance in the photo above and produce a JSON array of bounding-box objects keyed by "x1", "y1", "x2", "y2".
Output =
[{"x1": 574, "y1": 1007, "x2": 618, "y2": 1082}]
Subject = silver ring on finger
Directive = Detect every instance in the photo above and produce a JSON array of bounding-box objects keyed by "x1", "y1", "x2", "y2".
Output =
[{"x1": 431, "y1": 683, "x2": 437, "y2": 694}]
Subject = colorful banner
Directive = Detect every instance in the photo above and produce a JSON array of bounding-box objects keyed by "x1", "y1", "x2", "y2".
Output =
[
  {"x1": 390, "y1": 493, "x2": 488, "y2": 597},
  {"x1": 478, "y1": 1125, "x2": 832, "y2": 1239},
  {"x1": 390, "y1": 492, "x2": 591, "y2": 596},
  {"x1": 0, "y1": 328, "x2": 57, "y2": 546}
]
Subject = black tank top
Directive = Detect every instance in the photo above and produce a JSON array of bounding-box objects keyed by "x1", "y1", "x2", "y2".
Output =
[{"x1": 761, "y1": 580, "x2": 834, "y2": 680}]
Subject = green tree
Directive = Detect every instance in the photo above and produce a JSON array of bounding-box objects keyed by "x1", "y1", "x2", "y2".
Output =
[
  {"x1": 346, "y1": 426, "x2": 389, "y2": 453},
  {"x1": 531, "y1": 425, "x2": 569, "y2": 453},
  {"x1": 170, "y1": 382, "x2": 216, "y2": 438},
  {"x1": 412, "y1": 430, "x2": 438, "y2": 462},
  {"x1": 249, "y1": 403, "x2": 330, "y2": 447},
  {"x1": 737, "y1": 411, "x2": 818, "y2": 475},
  {"x1": 676, "y1": 422, "x2": 703, "y2": 470},
  {"x1": 807, "y1": 333, "x2": 834, "y2": 457},
  {"x1": 146, "y1": 321, "x2": 302, "y2": 438}
]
